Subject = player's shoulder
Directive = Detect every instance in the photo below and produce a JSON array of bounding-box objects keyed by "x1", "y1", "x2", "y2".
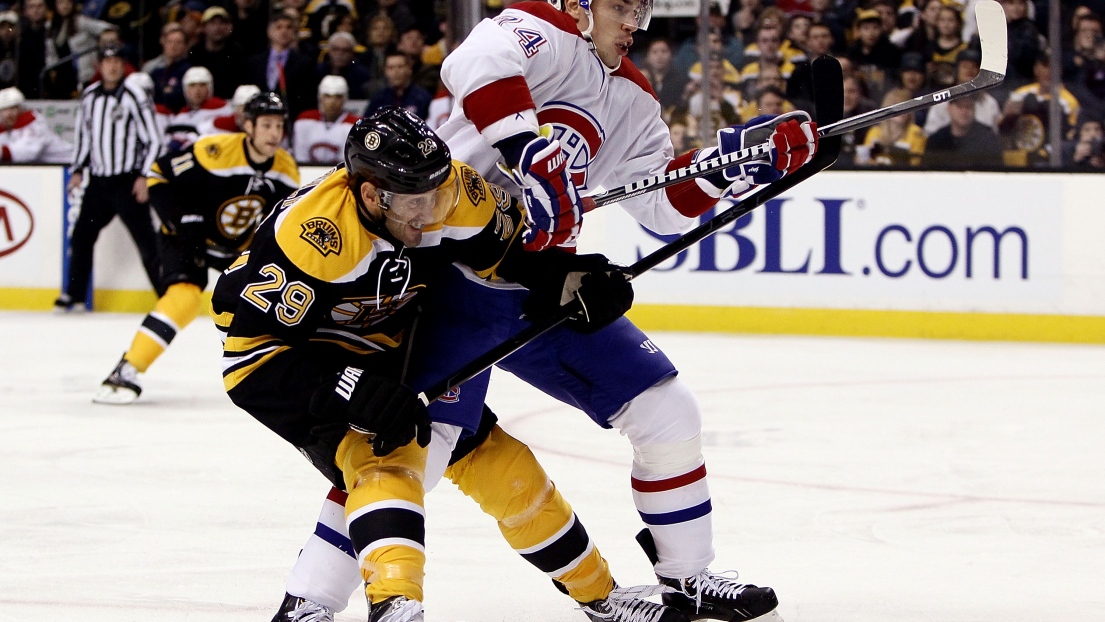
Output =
[
  {"x1": 193, "y1": 132, "x2": 250, "y2": 172},
  {"x1": 272, "y1": 167, "x2": 385, "y2": 283},
  {"x1": 438, "y1": 160, "x2": 514, "y2": 235},
  {"x1": 201, "y1": 97, "x2": 228, "y2": 110},
  {"x1": 11, "y1": 110, "x2": 39, "y2": 130},
  {"x1": 502, "y1": 1, "x2": 580, "y2": 36},
  {"x1": 270, "y1": 148, "x2": 301, "y2": 187},
  {"x1": 611, "y1": 58, "x2": 658, "y2": 101},
  {"x1": 296, "y1": 109, "x2": 322, "y2": 122},
  {"x1": 450, "y1": 161, "x2": 493, "y2": 215}
]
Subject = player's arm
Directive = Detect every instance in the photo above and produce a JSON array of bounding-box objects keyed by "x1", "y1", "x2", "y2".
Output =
[
  {"x1": 216, "y1": 236, "x2": 339, "y2": 448},
  {"x1": 147, "y1": 150, "x2": 210, "y2": 253},
  {"x1": 441, "y1": 7, "x2": 583, "y2": 251},
  {"x1": 616, "y1": 110, "x2": 818, "y2": 235}
]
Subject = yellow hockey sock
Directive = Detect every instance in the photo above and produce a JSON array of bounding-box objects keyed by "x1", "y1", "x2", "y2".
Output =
[
  {"x1": 446, "y1": 425, "x2": 613, "y2": 603},
  {"x1": 337, "y1": 432, "x2": 428, "y2": 604},
  {"x1": 123, "y1": 283, "x2": 202, "y2": 372}
]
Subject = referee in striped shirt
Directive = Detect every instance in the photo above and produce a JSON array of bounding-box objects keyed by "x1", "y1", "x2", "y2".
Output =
[{"x1": 56, "y1": 45, "x2": 164, "y2": 311}]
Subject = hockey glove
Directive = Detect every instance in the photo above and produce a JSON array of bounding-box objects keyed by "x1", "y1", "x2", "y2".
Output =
[
  {"x1": 309, "y1": 368, "x2": 431, "y2": 457},
  {"x1": 496, "y1": 129, "x2": 584, "y2": 251},
  {"x1": 700, "y1": 111, "x2": 819, "y2": 197},
  {"x1": 499, "y1": 248, "x2": 634, "y2": 334}
]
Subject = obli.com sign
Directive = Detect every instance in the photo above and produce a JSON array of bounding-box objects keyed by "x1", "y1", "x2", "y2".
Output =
[
  {"x1": 582, "y1": 171, "x2": 1105, "y2": 318},
  {"x1": 0, "y1": 188, "x2": 34, "y2": 258}
]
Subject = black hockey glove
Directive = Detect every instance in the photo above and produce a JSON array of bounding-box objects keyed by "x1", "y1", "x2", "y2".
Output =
[
  {"x1": 309, "y1": 367, "x2": 431, "y2": 457},
  {"x1": 499, "y1": 247, "x2": 634, "y2": 334}
]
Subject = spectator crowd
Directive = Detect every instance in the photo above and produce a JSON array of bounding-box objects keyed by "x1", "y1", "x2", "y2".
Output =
[
  {"x1": 0, "y1": 0, "x2": 1103, "y2": 170},
  {"x1": 635, "y1": 0, "x2": 1105, "y2": 169}
]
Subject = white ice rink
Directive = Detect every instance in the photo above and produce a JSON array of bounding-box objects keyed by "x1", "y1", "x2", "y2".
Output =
[{"x1": 2, "y1": 310, "x2": 1104, "y2": 622}]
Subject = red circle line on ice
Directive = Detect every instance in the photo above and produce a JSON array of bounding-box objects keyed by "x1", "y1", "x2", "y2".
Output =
[{"x1": 0, "y1": 188, "x2": 34, "y2": 259}]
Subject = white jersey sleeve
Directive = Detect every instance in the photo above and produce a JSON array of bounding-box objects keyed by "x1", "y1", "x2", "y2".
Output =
[{"x1": 440, "y1": 9, "x2": 567, "y2": 143}]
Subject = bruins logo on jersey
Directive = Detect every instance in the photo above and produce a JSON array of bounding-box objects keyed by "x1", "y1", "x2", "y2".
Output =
[
  {"x1": 206, "y1": 143, "x2": 221, "y2": 159},
  {"x1": 217, "y1": 196, "x2": 266, "y2": 239},
  {"x1": 460, "y1": 166, "x2": 485, "y2": 205},
  {"x1": 330, "y1": 288, "x2": 422, "y2": 328},
  {"x1": 301, "y1": 217, "x2": 343, "y2": 256}
]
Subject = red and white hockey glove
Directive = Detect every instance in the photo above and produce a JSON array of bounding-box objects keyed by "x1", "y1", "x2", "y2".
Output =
[
  {"x1": 498, "y1": 132, "x2": 584, "y2": 251},
  {"x1": 701, "y1": 111, "x2": 819, "y2": 196}
]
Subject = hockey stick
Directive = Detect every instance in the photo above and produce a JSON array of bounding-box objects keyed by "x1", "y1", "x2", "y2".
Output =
[
  {"x1": 415, "y1": 57, "x2": 845, "y2": 406},
  {"x1": 588, "y1": 0, "x2": 1007, "y2": 209}
]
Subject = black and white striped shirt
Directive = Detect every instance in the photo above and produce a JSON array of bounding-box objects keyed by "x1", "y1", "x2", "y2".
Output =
[{"x1": 70, "y1": 81, "x2": 162, "y2": 177}]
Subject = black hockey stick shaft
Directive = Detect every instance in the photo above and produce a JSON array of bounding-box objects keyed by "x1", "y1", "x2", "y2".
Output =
[
  {"x1": 416, "y1": 57, "x2": 845, "y2": 406},
  {"x1": 591, "y1": 2, "x2": 1007, "y2": 209}
]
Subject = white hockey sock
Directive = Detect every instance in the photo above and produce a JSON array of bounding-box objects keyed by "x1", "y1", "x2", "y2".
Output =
[
  {"x1": 610, "y1": 376, "x2": 716, "y2": 579},
  {"x1": 631, "y1": 457, "x2": 715, "y2": 579},
  {"x1": 284, "y1": 487, "x2": 361, "y2": 612}
]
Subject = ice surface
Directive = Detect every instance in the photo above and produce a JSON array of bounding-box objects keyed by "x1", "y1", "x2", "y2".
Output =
[{"x1": 2, "y1": 311, "x2": 1103, "y2": 621}]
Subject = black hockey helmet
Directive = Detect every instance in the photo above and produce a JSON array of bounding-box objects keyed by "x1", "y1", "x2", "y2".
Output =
[
  {"x1": 345, "y1": 106, "x2": 457, "y2": 227},
  {"x1": 345, "y1": 106, "x2": 452, "y2": 194},
  {"x1": 242, "y1": 91, "x2": 287, "y2": 123}
]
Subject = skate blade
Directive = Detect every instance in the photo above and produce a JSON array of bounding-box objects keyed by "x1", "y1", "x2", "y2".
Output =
[
  {"x1": 749, "y1": 610, "x2": 783, "y2": 622},
  {"x1": 93, "y1": 385, "x2": 138, "y2": 405}
]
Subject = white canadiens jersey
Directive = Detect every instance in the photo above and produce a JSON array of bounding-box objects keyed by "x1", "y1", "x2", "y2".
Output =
[
  {"x1": 438, "y1": 2, "x2": 718, "y2": 236},
  {"x1": 293, "y1": 111, "x2": 359, "y2": 164},
  {"x1": 0, "y1": 110, "x2": 72, "y2": 164},
  {"x1": 160, "y1": 98, "x2": 232, "y2": 152}
]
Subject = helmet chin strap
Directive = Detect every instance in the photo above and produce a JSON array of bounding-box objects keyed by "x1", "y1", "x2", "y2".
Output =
[{"x1": 578, "y1": 7, "x2": 621, "y2": 72}]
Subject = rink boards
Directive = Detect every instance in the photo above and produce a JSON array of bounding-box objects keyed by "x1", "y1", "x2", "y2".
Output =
[{"x1": 1, "y1": 166, "x2": 1102, "y2": 342}]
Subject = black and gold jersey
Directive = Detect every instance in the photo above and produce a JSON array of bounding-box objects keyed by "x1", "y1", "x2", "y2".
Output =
[
  {"x1": 148, "y1": 132, "x2": 301, "y2": 262},
  {"x1": 211, "y1": 161, "x2": 524, "y2": 449}
]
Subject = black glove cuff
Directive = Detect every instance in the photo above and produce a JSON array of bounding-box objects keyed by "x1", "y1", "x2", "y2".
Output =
[{"x1": 493, "y1": 131, "x2": 540, "y2": 170}]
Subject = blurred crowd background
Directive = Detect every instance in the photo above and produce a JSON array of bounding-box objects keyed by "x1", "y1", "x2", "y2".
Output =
[{"x1": 0, "y1": 0, "x2": 1103, "y2": 171}]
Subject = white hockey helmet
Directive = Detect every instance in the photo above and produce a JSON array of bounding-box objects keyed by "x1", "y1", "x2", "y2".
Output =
[
  {"x1": 231, "y1": 84, "x2": 262, "y2": 109},
  {"x1": 0, "y1": 86, "x2": 25, "y2": 110},
  {"x1": 124, "y1": 72, "x2": 154, "y2": 97},
  {"x1": 182, "y1": 66, "x2": 214, "y2": 86},
  {"x1": 318, "y1": 75, "x2": 349, "y2": 98}
]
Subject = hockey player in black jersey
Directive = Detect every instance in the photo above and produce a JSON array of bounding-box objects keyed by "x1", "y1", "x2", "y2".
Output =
[
  {"x1": 95, "y1": 92, "x2": 300, "y2": 404},
  {"x1": 213, "y1": 108, "x2": 683, "y2": 622}
]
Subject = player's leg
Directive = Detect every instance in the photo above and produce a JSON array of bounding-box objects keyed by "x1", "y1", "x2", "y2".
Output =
[
  {"x1": 506, "y1": 319, "x2": 780, "y2": 622},
  {"x1": 59, "y1": 176, "x2": 115, "y2": 309},
  {"x1": 335, "y1": 430, "x2": 429, "y2": 621},
  {"x1": 272, "y1": 422, "x2": 463, "y2": 622},
  {"x1": 95, "y1": 235, "x2": 206, "y2": 403},
  {"x1": 444, "y1": 421, "x2": 688, "y2": 622}
]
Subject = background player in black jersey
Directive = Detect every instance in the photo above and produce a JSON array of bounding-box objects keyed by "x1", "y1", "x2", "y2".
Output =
[{"x1": 95, "y1": 93, "x2": 300, "y2": 404}]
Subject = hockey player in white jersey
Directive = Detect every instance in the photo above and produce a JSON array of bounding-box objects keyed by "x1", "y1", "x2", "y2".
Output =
[
  {"x1": 293, "y1": 75, "x2": 359, "y2": 164},
  {"x1": 207, "y1": 84, "x2": 262, "y2": 134},
  {"x1": 159, "y1": 66, "x2": 231, "y2": 152},
  {"x1": 272, "y1": 1, "x2": 818, "y2": 621},
  {"x1": 0, "y1": 87, "x2": 72, "y2": 163}
]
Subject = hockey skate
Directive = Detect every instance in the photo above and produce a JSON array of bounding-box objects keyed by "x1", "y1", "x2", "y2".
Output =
[
  {"x1": 637, "y1": 529, "x2": 781, "y2": 622},
  {"x1": 368, "y1": 595, "x2": 423, "y2": 622},
  {"x1": 579, "y1": 585, "x2": 690, "y2": 622},
  {"x1": 93, "y1": 355, "x2": 142, "y2": 404},
  {"x1": 271, "y1": 592, "x2": 335, "y2": 622}
]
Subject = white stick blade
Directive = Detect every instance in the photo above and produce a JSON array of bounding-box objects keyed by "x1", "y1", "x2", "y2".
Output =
[{"x1": 976, "y1": 0, "x2": 1008, "y2": 77}]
